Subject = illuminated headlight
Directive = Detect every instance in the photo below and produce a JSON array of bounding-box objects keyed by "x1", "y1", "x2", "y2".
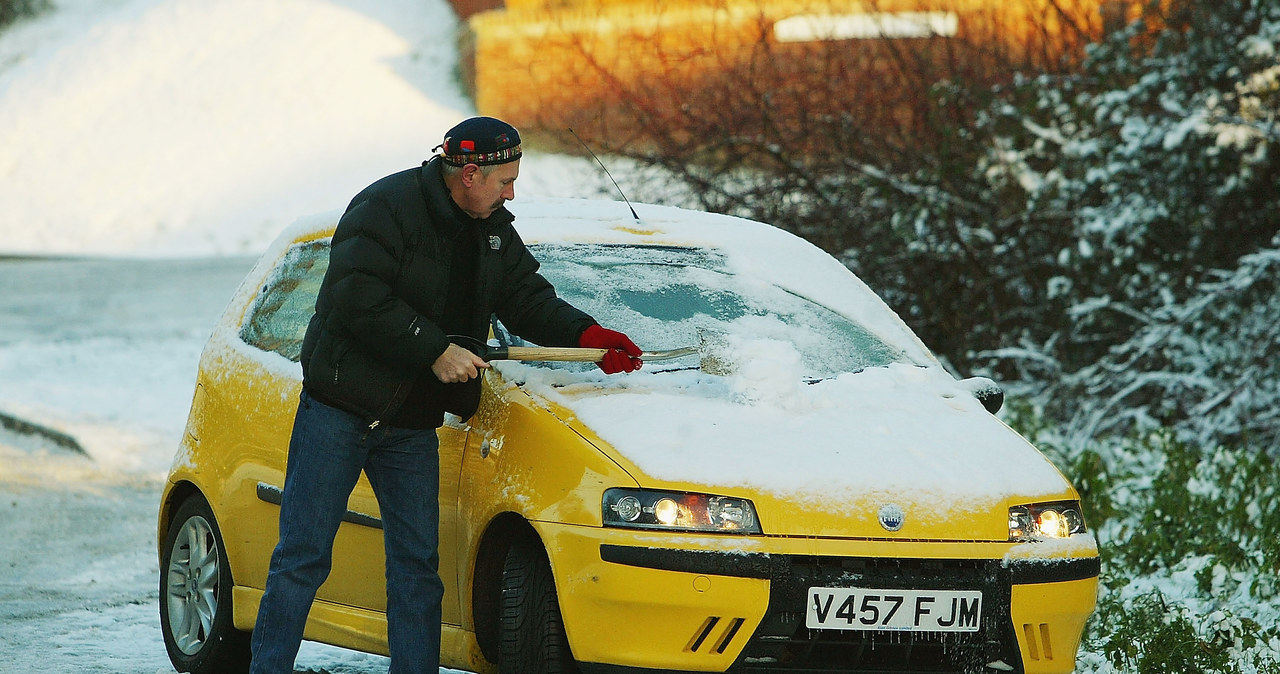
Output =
[
  {"x1": 603, "y1": 488, "x2": 762, "y2": 534},
  {"x1": 1008, "y1": 501, "x2": 1087, "y2": 541}
]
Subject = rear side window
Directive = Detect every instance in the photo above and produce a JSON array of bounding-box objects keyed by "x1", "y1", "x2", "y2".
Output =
[{"x1": 240, "y1": 239, "x2": 330, "y2": 362}]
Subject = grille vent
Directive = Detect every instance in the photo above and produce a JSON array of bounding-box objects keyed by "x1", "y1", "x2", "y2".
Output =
[
  {"x1": 1021, "y1": 623, "x2": 1054, "y2": 661},
  {"x1": 687, "y1": 616, "x2": 747, "y2": 654}
]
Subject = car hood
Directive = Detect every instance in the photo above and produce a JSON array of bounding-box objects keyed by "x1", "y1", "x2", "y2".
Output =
[{"x1": 495, "y1": 360, "x2": 1074, "y2": 541}]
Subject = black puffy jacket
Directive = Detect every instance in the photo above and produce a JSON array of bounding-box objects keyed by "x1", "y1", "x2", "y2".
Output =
[{"x1": 299, "y1": 157, "x2": 595, "y2": 426}]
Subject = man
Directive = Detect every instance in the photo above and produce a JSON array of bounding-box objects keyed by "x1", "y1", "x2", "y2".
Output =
[{"x1": 249, "y1": 116, "x2": 643, "y2": 674}]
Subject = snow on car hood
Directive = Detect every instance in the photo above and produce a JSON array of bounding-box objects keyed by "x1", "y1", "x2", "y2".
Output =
[{"x1": 494, "y1": 353, "x2": 1071, "y2": 511}]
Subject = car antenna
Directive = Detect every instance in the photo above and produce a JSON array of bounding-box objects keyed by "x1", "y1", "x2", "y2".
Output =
[{"x1": 569, "y1": 127, "x2": 641, "y2": 224}]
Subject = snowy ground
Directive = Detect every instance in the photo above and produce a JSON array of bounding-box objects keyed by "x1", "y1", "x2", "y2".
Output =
[
  {"x1": 0, "y1": 0, "x2": 613, "y2": 671},
  {"x1": 0, "y1": 256, "x2": 410, "y2": 673}
]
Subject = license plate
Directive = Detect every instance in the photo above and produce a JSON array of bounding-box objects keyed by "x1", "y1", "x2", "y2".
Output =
[{"x1": 806, "y1": 587, "x2": 983, "y2": 632}]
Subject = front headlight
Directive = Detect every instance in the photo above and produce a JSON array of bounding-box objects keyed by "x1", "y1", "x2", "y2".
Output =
[
  {"x1": 603, "y1": 488, "x2": 762, "y2": 534},
  {"x1": 1008, "y1": 500, "x2": 1087, "y2": 541}
]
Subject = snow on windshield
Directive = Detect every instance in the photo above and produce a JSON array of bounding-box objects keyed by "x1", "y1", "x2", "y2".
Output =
[
  {"x1": 507, "y1": 243, "x2": 908, "y2": 378},
  {"x1": 507, "y1": 198, "x2": 937, "y2": 367}
]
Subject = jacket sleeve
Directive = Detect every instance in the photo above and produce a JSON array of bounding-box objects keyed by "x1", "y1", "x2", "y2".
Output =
[
  {"x1": 326, "y1": 196, "x2": 450, "y2": 370},
  {"x1": 492, "y1": 230, "x2": 596, "y2": 347}
]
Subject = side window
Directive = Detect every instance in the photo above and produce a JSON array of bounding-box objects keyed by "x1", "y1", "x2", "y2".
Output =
[{"x1": 239, "y1": 239, "x2": 330, "y2": 362}]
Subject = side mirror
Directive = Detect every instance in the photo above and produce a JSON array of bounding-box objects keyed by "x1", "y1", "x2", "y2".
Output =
[{"x1": 960, "y1": 377, "x2": 1004, "y2": 414}]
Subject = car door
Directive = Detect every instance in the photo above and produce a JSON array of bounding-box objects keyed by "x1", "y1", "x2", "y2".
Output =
[
  {"x1": 314, "y1": 417, "x2": 467, "y2": 621},
  {"x1": 227, "y1": 238, "x2": 392, "y2": 611},
  {"x1": 436, "y1": 417, "x2": 468, "y2": 626},
  {"x1": 237, "y1": 237, "x2": 468, "y2": 621}
]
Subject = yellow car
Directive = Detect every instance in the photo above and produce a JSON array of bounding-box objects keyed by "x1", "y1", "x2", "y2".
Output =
[{"x1": 157, "y1": 198, "x2": 1099, "y2": 674}]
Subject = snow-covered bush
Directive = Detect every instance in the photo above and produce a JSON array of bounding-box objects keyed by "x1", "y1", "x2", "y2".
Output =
[
  {"x1": 0, "y1": 0, "x2": 47, "y2": 29},
  {"x1": 972, "y1": 0, "x2": 1280, "y2": 451},
  {"x1": 1051, "y1": 239, "x2": 1280, "y2": 453},
  {"x1": 1017, "y1": 427, "x2": 1280, "y2": 673}
]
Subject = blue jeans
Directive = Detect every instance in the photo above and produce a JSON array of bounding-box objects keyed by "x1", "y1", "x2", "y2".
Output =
[{"x1": 250, "y1": 391, "x2": 443, "y2": 674}]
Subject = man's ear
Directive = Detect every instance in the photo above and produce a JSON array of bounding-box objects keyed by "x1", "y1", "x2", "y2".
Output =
[{"x1": 460, "y1": 163, "x2": 480, "y2": 187}]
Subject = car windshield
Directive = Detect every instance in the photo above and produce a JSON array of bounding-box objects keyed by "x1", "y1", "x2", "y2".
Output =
[{"x1": 499, "y1": 243, "x2": 908, "y2": 377}]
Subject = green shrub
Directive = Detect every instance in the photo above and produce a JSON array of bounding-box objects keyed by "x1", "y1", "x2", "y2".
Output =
[
  {"x1": 1009, "y1": 416, "x2": 1280, "y2": 673},
  {"x1": 1093, "y1": 592, "x2": 1274, "y2": 674}
]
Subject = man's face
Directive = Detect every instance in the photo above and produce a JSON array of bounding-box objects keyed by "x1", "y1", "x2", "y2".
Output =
[{"x1": 459, "y1": 159, "x2": 519, "y2": 220}]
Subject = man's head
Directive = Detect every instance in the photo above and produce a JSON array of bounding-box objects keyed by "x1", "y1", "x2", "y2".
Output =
[{"x1": 437, "y1": 116, "x2": 522, "y2": 220}]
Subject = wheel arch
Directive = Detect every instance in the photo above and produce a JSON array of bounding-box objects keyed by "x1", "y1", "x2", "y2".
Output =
[
  {"x1": 158, "y1": 483, "x2": 253, "y2": 673},
  {"x1": 471, "y1": 511, "x2": 541, "y2": 664},
  {"x1": 157, "y1": 481, "x2": 203, "y2": 556}
]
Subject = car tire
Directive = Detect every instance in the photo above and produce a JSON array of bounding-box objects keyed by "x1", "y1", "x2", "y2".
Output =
[
  {"x1": 499, "y1": 540, "x2": 579, "y2": 674},
  {"x1": 159, "y1": 494, "x2": 251, "y2": 673}
]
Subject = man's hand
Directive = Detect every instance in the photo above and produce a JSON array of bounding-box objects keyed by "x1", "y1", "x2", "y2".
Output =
[
  {"x1": 431, "y1": 343, "x2": 490, "y2": 383},
  {"x1": 579, "y1": 325, "x2": 643, "y2": 374}
]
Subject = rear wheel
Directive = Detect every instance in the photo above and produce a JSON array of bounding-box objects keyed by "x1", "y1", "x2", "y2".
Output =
[
  {"x1": 159, "y1": 494, "x2": 251, "y2": 673},
  {"x1": 499, "y1": 540, "x2": 579, "y2": 674}
]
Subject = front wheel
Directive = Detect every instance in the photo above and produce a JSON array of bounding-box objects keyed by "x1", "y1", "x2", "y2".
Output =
[
  {"x1": 159, "y1": 493, "x2": 251, "y2": 673},
  {"x1": 499, "y1": 540, "x2": 579, "y2": 674}
]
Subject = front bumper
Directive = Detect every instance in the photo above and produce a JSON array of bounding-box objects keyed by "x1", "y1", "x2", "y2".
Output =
[{"x1": 538, "y1": 524, "x2": 1099, "y2": 674}]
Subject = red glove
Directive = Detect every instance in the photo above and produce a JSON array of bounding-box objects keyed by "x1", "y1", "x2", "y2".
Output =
[{"x1": 579, "y1": 324, "x2": 643, "y2": 374}]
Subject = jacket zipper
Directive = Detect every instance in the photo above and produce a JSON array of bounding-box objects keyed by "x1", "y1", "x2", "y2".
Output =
[
  {"x1": 362, "y1": 417, "x2": 381, "y2": 441},
  {"x1": 364, "y1": 381, "x2": 406, "y2": 438}
]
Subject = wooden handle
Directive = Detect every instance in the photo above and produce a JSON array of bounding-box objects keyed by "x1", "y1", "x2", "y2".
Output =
[{"x1": 503, "y1": 346, "x2": 609, "y2": 362}]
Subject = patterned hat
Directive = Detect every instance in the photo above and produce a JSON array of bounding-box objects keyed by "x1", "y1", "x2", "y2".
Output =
[{"x1": 437, "y1": 116, "x2": 522, "y2": 167}]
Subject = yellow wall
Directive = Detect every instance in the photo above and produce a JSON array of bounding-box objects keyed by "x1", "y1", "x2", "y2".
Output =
[{"x1": 464, "y1": 0, "x2": 1110, "y2": 139}]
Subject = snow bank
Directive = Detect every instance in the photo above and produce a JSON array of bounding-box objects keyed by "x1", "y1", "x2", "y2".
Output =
[{"x1": 0, "y1": 0, "x2": 608, "y2": 258}]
